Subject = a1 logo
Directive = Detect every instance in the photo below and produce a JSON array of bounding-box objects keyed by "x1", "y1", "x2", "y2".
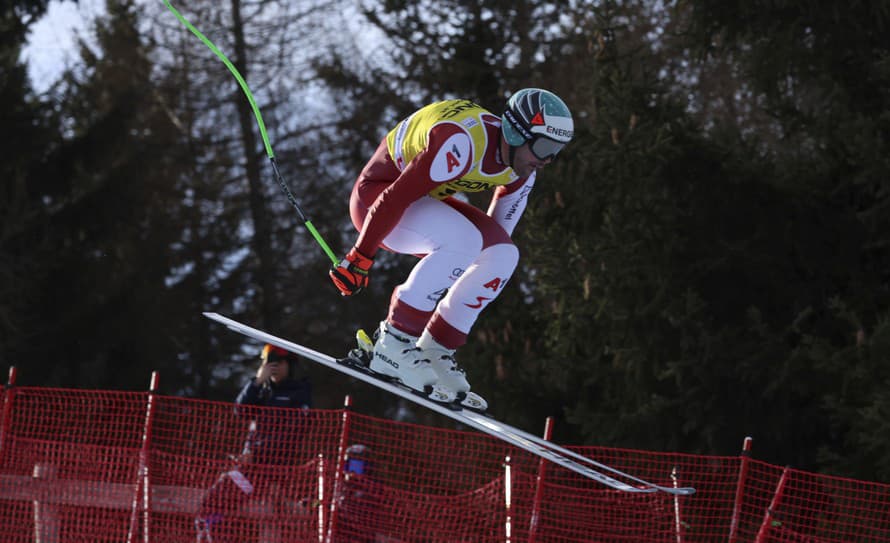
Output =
[{"x1": 483, "y1": 277, "x2": 506, "y2": 292}]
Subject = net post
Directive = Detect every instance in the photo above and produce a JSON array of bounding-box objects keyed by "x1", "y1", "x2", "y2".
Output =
[
  {"x1": 755, "y1": 465, "x2": 790, "y2": 543},
  {"x1": 0, "y1": 366, "x2": 18, "y2": 461},
  {"x1": 528, "y1": 416, "x2": 554, "y2": 543},
  {"x1": 316, "y1": 453, "x2": 325, "y2": 543},
  {"x1": 504, "y1": 455, "x2": 512, "y2": 543},
  {"x1": 127, "y1": 371, "x2": 160, "y2": 543},
  {"x1": 671, "y1": 466, "x2": 684, "y2": 543},
  {"x1": 728, "y1": 436, "x2": 753, "y2": 543},
  {"x1": 325, "y1": 395, "x2": 354, "y2": 543}
]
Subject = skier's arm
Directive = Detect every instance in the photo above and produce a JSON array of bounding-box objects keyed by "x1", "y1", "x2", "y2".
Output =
[
  {"x1": 486, "y1": 172, "x2": 536, "y2": 236},
  {"x1": 354, "y1": 123, "x2": 472, "y2": 257},
  {"x1": 331, "y1": 123, "x2": 472, "y2": 296}
]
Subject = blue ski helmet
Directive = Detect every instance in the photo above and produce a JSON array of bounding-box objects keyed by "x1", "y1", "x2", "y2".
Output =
[{"x1": 501, "y1": 88, "x2": 574, "y2": 160}]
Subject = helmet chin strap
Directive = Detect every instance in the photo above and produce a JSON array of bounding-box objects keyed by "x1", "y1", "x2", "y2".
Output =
[
  {"x1": 499, "y1": 132, "x2": 520, "y2": 168},
  {"x1": 508, "y1": 145, "x2": 519, "y2": 168}
]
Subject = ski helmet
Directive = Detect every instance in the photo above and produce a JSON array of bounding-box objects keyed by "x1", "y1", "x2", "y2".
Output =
[{"x1": 501, "y1": 88, "x2": 574, "y2": 162}]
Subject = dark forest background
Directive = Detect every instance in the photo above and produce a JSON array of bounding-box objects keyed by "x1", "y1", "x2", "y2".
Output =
[{"x1": 3, "y1": 0, "x2": 890, "y2": 483}]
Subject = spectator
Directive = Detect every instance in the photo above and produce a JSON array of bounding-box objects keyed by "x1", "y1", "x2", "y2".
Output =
[
  {"x1": 195, "y1": 344, "x2": 312, "y2": 543},
  {"x1": 332, "y1": 444, "x2": 395, "y2": 543}
]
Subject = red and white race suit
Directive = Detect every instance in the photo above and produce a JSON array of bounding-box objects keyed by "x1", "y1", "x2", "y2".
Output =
[{"x1": 349, "y1": 99, "x2": 536, "y2": 349}]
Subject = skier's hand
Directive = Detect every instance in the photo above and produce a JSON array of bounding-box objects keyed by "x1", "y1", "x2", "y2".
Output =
[{"x1": 329, "y1": 247, "x2": 373, "y2": 296}]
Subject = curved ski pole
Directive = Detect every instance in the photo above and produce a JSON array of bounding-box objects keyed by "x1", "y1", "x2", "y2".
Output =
[{"x1": 163, "y1": 0, "x2": 338, "y2": 265}]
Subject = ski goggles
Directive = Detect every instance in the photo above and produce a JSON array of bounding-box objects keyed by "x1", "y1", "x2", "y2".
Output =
[{"x1": 528, "y1": 135, "x2": 567, "y2": 161}]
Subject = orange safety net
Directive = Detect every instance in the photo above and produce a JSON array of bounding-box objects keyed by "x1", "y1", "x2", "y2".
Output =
[{"x1": 0, "y1": 385, "x2": 888, "y2": 542}]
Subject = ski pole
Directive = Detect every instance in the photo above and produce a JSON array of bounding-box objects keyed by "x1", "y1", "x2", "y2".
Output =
[{"x1": 163, "y1": 0, "x2": 339, "y2": 266}]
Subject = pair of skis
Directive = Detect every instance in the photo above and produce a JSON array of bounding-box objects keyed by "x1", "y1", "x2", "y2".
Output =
[{"x1": 204, "y1": 312, "x2": 695, "y2": 496}]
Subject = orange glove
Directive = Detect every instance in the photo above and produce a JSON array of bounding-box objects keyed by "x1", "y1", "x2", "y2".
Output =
[{"x1": 329, "y1": 248, "x2": 373, "y2": 296}]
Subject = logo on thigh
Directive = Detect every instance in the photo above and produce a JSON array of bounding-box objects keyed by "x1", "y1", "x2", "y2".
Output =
[
  {"x1": 464, "y1": 296, "x2": 491, "y2": 309},
  {"x1": 428, "y1": 287, "x2": 448, "y2": 303},
  {"x1": 463, "y1": 276, "x2": 508, "y2": 309}
]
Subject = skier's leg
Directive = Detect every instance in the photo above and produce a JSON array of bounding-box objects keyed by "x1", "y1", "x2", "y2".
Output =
[
  {"x1": 349, "y1": 144, "x2": 485, "y2": 336},
  {"x1": 419, "y1": 197, "x2": 518, "y2": 348},
  {"x1": 368, "y1": 197, "x2": 482, "y2": 396},
  {"x1": 414, "y1": 201, "x2": 519, "y2": 410},
  {"x1": 383, "y1": 197, "x2": 484, "y2": 322},
  {"x1": 411, "y1": 242, "x2": 517, "y2": 410},
  {"x1": 431, "y1": 243, "x2": 519, "y2": 342}
]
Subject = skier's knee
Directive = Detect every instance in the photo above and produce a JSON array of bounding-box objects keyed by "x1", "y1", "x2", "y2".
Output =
[{"x1": 481, "y1": 243, "x2": 519, "y2": 276}]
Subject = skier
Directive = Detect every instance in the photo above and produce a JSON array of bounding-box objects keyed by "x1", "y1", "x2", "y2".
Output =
[{"x1": 329, "y1": 88, "x2": 574, "y2": 411}]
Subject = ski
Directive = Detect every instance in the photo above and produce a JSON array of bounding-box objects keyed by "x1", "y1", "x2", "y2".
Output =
[{"x1": 204, "y1": 312, "x2": 695, "y2": 496}]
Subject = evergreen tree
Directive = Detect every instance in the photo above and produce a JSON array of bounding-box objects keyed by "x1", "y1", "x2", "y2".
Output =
[
  {"x1": 317, "y1": 0, "x2": 890, "y2": 481},
  {"x1": 0, "y1": 0, "x2": 55, "y2": 360},
  {"x1": 145, "y1": 0, "x2": 373, "y2": 402},
  {"x1": 6, "y1": 0, "x2": 188, "y2": 389},
  {"x1": 677, "y1": 0, "x2": 890, "y2": 479}
]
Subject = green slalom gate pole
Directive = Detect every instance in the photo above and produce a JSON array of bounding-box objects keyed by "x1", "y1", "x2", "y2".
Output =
[{"x1": 164, "y1": 0, "x2": 339, "y2": 266}]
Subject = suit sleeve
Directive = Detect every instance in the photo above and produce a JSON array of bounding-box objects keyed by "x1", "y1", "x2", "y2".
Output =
[
  {"x1": 486, "y1": 171, "x2": 536, "y2": 236},
  {"x1": 354, "y1": 122, "x2": 472, "y2": 257}
]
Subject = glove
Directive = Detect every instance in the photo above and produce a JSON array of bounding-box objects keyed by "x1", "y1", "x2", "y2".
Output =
[{"x1": 329, "y1": 247, "x2": 373, "y2": 296}]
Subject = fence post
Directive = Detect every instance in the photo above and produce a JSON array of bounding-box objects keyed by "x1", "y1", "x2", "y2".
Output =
[
  {"x1": 317, "y1": 453, "x2": 325, "y2": 543},
  {"x1": 33, "y1": 462, "x2": 59, "y2": 543},
  {"x1": 127, "y1": 371, "x2": 159, "y2": 543},
  {"x1": 728, "y1": 436, "x2": 753, "y2": 543},
  {"x1": 325, "y1": 395, "x2": 354, "y2": 543},
  {"x1": 0, "y1": 367, "x2": 17, "y2": 463},
  {"x1": 671, "y1": 466, "x2": 684, "y2": 543},
  {"x1": 755, "y1": 466, "x2": 790, "y2": 543},
  {"x1": 528, "y1": 417, "x2": 553, "y2": 543},
  {"x1": 504, "y1": 455, "x2": 512, "y2": 543},
  {"x1": 528, "y1": 416, "x2": 554, "y2": 543}
]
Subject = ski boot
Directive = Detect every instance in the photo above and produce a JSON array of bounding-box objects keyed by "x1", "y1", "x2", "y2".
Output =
[
  {"x1": 367, "y1": 321, "x2": 456, "y2": 404},
  {"x1": 420, "y1": 341, "x2": 488, "y2": 412}
]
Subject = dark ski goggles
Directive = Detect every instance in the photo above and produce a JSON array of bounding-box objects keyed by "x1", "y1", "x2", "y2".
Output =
[{"x1": 529, "y1": 135, "x2": 567, "y2": 161}]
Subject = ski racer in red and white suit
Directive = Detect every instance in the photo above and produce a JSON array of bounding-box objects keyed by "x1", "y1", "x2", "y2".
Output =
[{"x1": 330, "y1": 90, "x2": 574, "y2": 410}]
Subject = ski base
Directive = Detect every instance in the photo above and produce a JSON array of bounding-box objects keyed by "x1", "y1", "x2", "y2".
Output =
[{"x1": 203, "y1": 312, "x2": 695, "y2": 496}]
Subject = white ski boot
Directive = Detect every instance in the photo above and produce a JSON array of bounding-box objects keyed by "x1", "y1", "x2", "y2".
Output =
[
  {"x1": 370, "y1": 322, "x2": 455, "y2": 403},
  {"x1": 418, "y1": 336, "x2": 488, "y2": 412}
]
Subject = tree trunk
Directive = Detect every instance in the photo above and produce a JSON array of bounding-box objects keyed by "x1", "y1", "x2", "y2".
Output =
[{"x1": 230, "y1": 0, "x2": 277, "y2": 329}]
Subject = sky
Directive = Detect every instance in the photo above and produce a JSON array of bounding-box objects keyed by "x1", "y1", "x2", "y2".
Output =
[{"x1": 21, "y1": 0, "x2": 106, "y2": 92}]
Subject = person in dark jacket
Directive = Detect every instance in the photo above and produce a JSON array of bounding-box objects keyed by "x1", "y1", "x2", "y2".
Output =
[
  {"x1": 196, "y1": 344, "x2": 312, "y2": 542},
  {"x1": 235, "y1": 344, "x2": 312, "y2": 465}
]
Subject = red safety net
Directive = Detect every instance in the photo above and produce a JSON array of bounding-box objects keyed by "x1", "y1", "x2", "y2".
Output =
[{"x1": 1, "y1": 385, "x2": 888, "y2": 542}]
